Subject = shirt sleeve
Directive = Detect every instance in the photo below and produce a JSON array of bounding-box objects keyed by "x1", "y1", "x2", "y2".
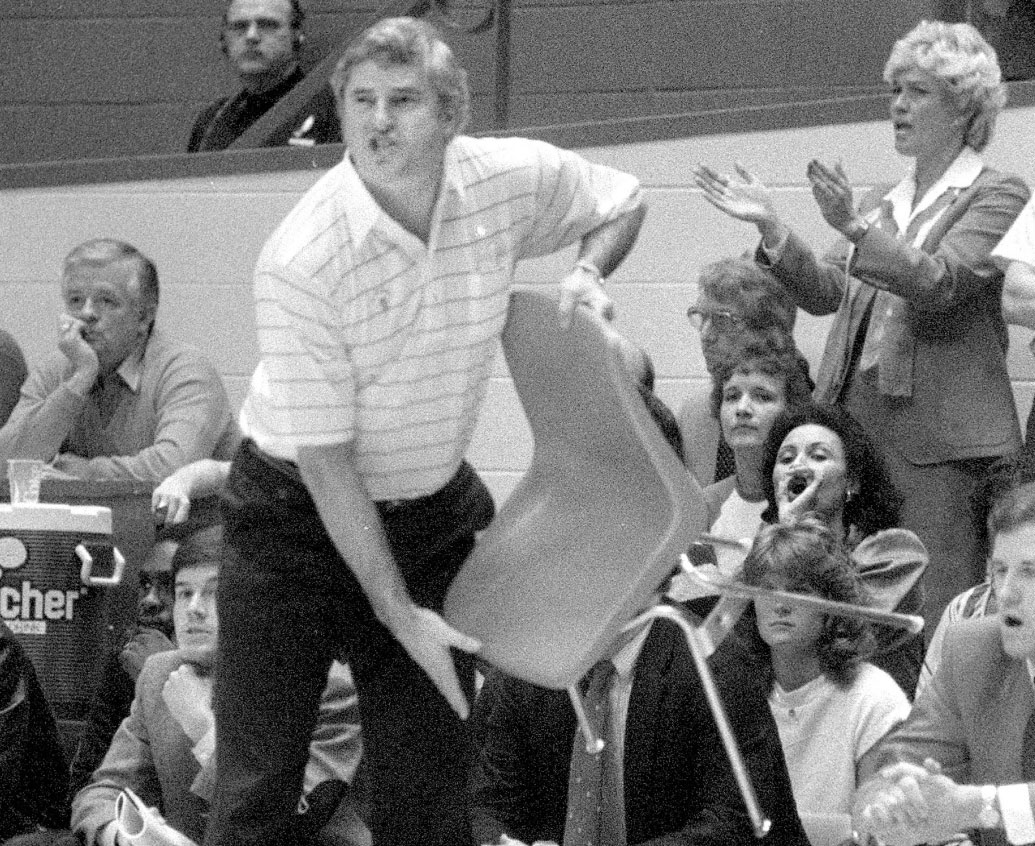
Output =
[
  {"x1": 998, "y1": 783, "x2": 1035, "y2": 844},
  {"x1": 514, "y1": 139, "x2": 642, "y2": 261},
  {"x1": 848, "y1": 172, "x2": 1030, "y2": 314},
  {"x1": 240, "y1": 258, "x2": 358, "y2": 450},
  {"x1": 854, "y1": 666, "x2": 911, "y2": 761},
  {"x1": 71, "y1": 682, "x2": 163, "y2": 845},
  {"x1": 993, "y1": 195, "x2": 1035, "y2": 267},
  {"x1": 0, "y1": 354, "x2": 89, "y2": 466}
]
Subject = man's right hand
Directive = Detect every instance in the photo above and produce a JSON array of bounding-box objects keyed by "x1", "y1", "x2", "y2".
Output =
[
  {"x1": 386, "y1": 603, "x2": 481, "y2": 720},
  {"x1": 58, "y1": 313, "x2": 99, "y2": 382},
  {"x1": 119, "y1": 627, "x2": 175, "y2": 680}
]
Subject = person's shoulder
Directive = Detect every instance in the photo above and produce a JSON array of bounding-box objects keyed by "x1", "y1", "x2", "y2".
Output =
[
  {"x1": 188, "y1": 97, "x2": 230, "y2": 150},
  {"x1": 942, "y1": 614, "x2": 1002, "y2": 654},
  {"x1": 972, "y1": 166, "x2": 1031, "y2": 204},
  {"x1": 853, "y1": 662, "x2": 910, "y2": 701},
  {"x1": 703, "y1": 476, "x2": 738, "y2": 511},
  {"x1": 451, "y1": 135, "x2": 563, "y2": 180},
  {"x1": 258, "y1": 159, "x2": 353, "y2": 271},
  {"x1": 141, "y1": 330, "x2": 224, "y2": 380},
  {"x1": 0, "y1": 329, "x2": 25, "y2": 364}
]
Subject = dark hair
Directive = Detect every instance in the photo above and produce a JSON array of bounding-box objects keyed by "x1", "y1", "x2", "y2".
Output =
[
  {"x1": 696, "y1": 257, "x2": 797, "y2": 334},
  {"x1": 171, "y1": 524, "x2": 223, "y2": 580},
  {"x1": 742, "y1": 517, "x2": 876, "y2": 689},
  {"x1": 63, "y1": 238, "x2": 160, "y2": 329},
  {"x1": 760, "y1": 404, "x2": 902, "y2": 537},
  {"x1": 224, "y1": 0, "x2": 305, "y2": 31},
  {"x1": 985, "y1": 453, "x2": 1035, "y2": 542},
  {"x1": 708, "y1": 327, "x2": 814, "y2": 420},
  {"x1": 331, "y1": 17, "x2": 470, "y2": 134}
]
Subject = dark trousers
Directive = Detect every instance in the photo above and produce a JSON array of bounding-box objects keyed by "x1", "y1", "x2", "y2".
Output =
[{"x1": 203, "y1": 440, "x2": 495, "y2": 846}]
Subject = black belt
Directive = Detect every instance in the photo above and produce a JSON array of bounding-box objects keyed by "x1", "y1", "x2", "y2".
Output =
[{"x1": 240, "y1": 438, "x2": 471, "y2": 514}]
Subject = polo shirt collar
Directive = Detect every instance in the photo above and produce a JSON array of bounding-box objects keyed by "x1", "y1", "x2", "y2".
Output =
[
  {"x1": 114, "y1": 338, "x2": 147, "y2": 393},
  {"x1": 339, "y1": 137, "x2": 466, "y2": 246}
]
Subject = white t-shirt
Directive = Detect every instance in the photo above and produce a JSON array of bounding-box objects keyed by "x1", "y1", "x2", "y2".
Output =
[
  {"x1": 769, "y1": 663, "x2": 910, "y2": 824},
  {"x1": 709, "y1": 487, "x2": 766, "y2": 576}
]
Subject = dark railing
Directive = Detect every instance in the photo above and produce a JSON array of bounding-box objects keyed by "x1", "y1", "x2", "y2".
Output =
[{"x1": 232, "y1": 0, "x2": 512, "y2": 152}]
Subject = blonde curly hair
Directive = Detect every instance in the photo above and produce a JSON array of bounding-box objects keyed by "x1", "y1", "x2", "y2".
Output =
[{"x1": 883, "y1": 20, "x2": 1005, "y2": 152}]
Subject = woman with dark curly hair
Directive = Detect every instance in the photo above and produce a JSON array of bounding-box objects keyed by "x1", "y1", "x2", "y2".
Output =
[
  {"x1": 741, "y1": 518, "x2": 910, "y2": 838},
  {"x1": 758, "y1": 403, "x2": 928, "y2": 696}
]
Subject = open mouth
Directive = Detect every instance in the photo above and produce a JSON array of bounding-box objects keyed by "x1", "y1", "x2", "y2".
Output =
[{"x1": 787, "y1": 472, "x2": 811, "y2": 498}]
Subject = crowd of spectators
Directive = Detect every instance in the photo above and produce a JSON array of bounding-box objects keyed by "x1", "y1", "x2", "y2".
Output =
[{"x1": 3, "y1": 8, "x2": 1035, "y2": 846}]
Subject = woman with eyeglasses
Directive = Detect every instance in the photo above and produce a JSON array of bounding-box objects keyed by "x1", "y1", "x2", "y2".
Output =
[
  {"x1": 695, "y1": 21, "x2": 1029, "y2": 628},
  {"x1": 678, "y1": 257, "x2": 806, "y2": 487}
]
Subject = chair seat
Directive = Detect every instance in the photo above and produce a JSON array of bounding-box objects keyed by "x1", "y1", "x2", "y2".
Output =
[{"x1": 444, "y1": 288, "x2": 707, "y2": 689}]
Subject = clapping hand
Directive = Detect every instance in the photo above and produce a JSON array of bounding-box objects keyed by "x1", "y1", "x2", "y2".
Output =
[
  {"x1": 694, "y1": 162, "x2": 778, "y2": 225},
  {"x1": 806, "y1": 159, "x2": 858, "y2": 233}
]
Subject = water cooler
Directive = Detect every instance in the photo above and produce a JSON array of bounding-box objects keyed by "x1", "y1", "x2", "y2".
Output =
[{"x1": 0, "y1": 503, "x2": 125, "y2": 721}]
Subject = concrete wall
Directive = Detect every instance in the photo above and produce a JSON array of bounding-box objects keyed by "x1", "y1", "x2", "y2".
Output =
[
  {"x1": 1, "y1": 0, "x2": 941, "y2": 164},
  {"x1": 2, "y1": 105, "x2": 1033, "y2": 503}
]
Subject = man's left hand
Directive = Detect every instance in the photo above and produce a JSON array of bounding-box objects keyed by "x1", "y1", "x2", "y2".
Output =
[
  {"x1": 558, "y1": 265, "x2": 613, "y2": 325},
  {"x1": 855, "y1": 759, "x2": 976, "y2": 846},
  {"x1": 162, "y1": 664, "x2": 215, "y2": 743}
]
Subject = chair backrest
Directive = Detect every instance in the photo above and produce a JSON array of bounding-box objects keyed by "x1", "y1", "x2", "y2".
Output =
[{"x1": 444, "y1": 288, "x2": 707, "y2": 689}]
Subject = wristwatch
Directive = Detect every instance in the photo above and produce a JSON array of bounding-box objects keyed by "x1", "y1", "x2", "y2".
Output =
[
  {"x1": 575, "y1": 258, "x2": 604, "y2": 284},
  {"x1": 844, "y1": 217, "x2": 870, "y2": 244},
  {"x1": 978, "y1": 784, "x2": 1001, "y2": 828}
]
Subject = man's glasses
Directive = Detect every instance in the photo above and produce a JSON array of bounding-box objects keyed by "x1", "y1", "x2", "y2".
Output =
[{"x1": 686, "y1": 307, "x2": 744, "y2": 332}]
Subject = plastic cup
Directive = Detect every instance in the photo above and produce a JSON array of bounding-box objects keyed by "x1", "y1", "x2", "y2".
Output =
[{"x1": 7, "y1": 459, "x2": 45, "y2": 505}]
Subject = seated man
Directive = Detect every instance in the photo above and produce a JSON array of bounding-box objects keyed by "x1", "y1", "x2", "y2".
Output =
[
  {"x1": 854, "y1": 477, "x2": 1035, "y2": 846},
  {"x1": 71, "y1": 524, "x2": 365, "y2": 846},
  {"x1": 0, "y1": 620, "x2": 70, "y2": 839},
  {"x1": 68, "y1": 540, "x2": 178, "y2": 799},
  {"x1": 470, "y1": 610, "x2": 810, "y2": 846},
  {"x1": 0, "y1": 239, "x2": 238, "y2": 483},
  {"x1": 187, "y1": 0, "x2": 341, "y2": 152}
]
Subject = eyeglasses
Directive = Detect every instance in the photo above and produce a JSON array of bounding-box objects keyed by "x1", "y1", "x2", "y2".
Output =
[{"x1": 686, "y1": 307, "x2": 744, "y2": 332}]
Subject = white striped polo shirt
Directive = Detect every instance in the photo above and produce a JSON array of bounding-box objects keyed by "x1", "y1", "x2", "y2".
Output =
[{"x1": 239, "y1": 134, "x2": 642, "y2": 500}]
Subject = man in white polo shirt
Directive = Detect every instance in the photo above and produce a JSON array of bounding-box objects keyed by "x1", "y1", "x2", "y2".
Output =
[{"x1": 203, "y1": 15, "x2": 645, "y2": 846}]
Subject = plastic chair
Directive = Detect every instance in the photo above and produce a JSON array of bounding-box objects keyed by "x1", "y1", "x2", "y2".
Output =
[{"x1": 444, "y1": 287, "x2": 708, "y2": 690}]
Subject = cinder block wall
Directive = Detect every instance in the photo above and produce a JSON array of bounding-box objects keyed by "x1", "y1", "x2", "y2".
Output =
[
  {"x1": 1, "y1": 105, "x2": 1032, "y2": 503},
  {"x1": 1, "y1": 0, "x2": 937, "y2": 164}
]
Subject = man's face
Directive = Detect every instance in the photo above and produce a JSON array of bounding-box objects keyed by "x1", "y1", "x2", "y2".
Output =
[
  {"x1": 991, "y1": 524, "x2": 1035, "y2": 662},
  {"x1": 223, "y1": 0, "x2": 298, "y2": 91},
  {"x1": 137, "y1": 570, "x2": 174, "y2": 637},
  {"x1": 172, "y1": 564, "x2": 219, "y2": 661},
  {"x1": 339, "y1": 59, "x2": 453, "y2": 192},
  {"x1": 691, "y1": 292, "x2": 744, "y2": 373},
  {"x1": 61, "y1": 261, "x2": 152, "y2": 373}
]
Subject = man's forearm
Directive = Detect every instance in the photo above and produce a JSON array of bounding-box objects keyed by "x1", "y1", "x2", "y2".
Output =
[
  {"x1": 0, "y1": 377, "x2": 85, "y2": 465},
  {"x1": 296, "y1": 441, "x2": 411, "y2": 623},
  {"x1": 577, "y1": 203, "x2": 647, "y2": 278}
]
